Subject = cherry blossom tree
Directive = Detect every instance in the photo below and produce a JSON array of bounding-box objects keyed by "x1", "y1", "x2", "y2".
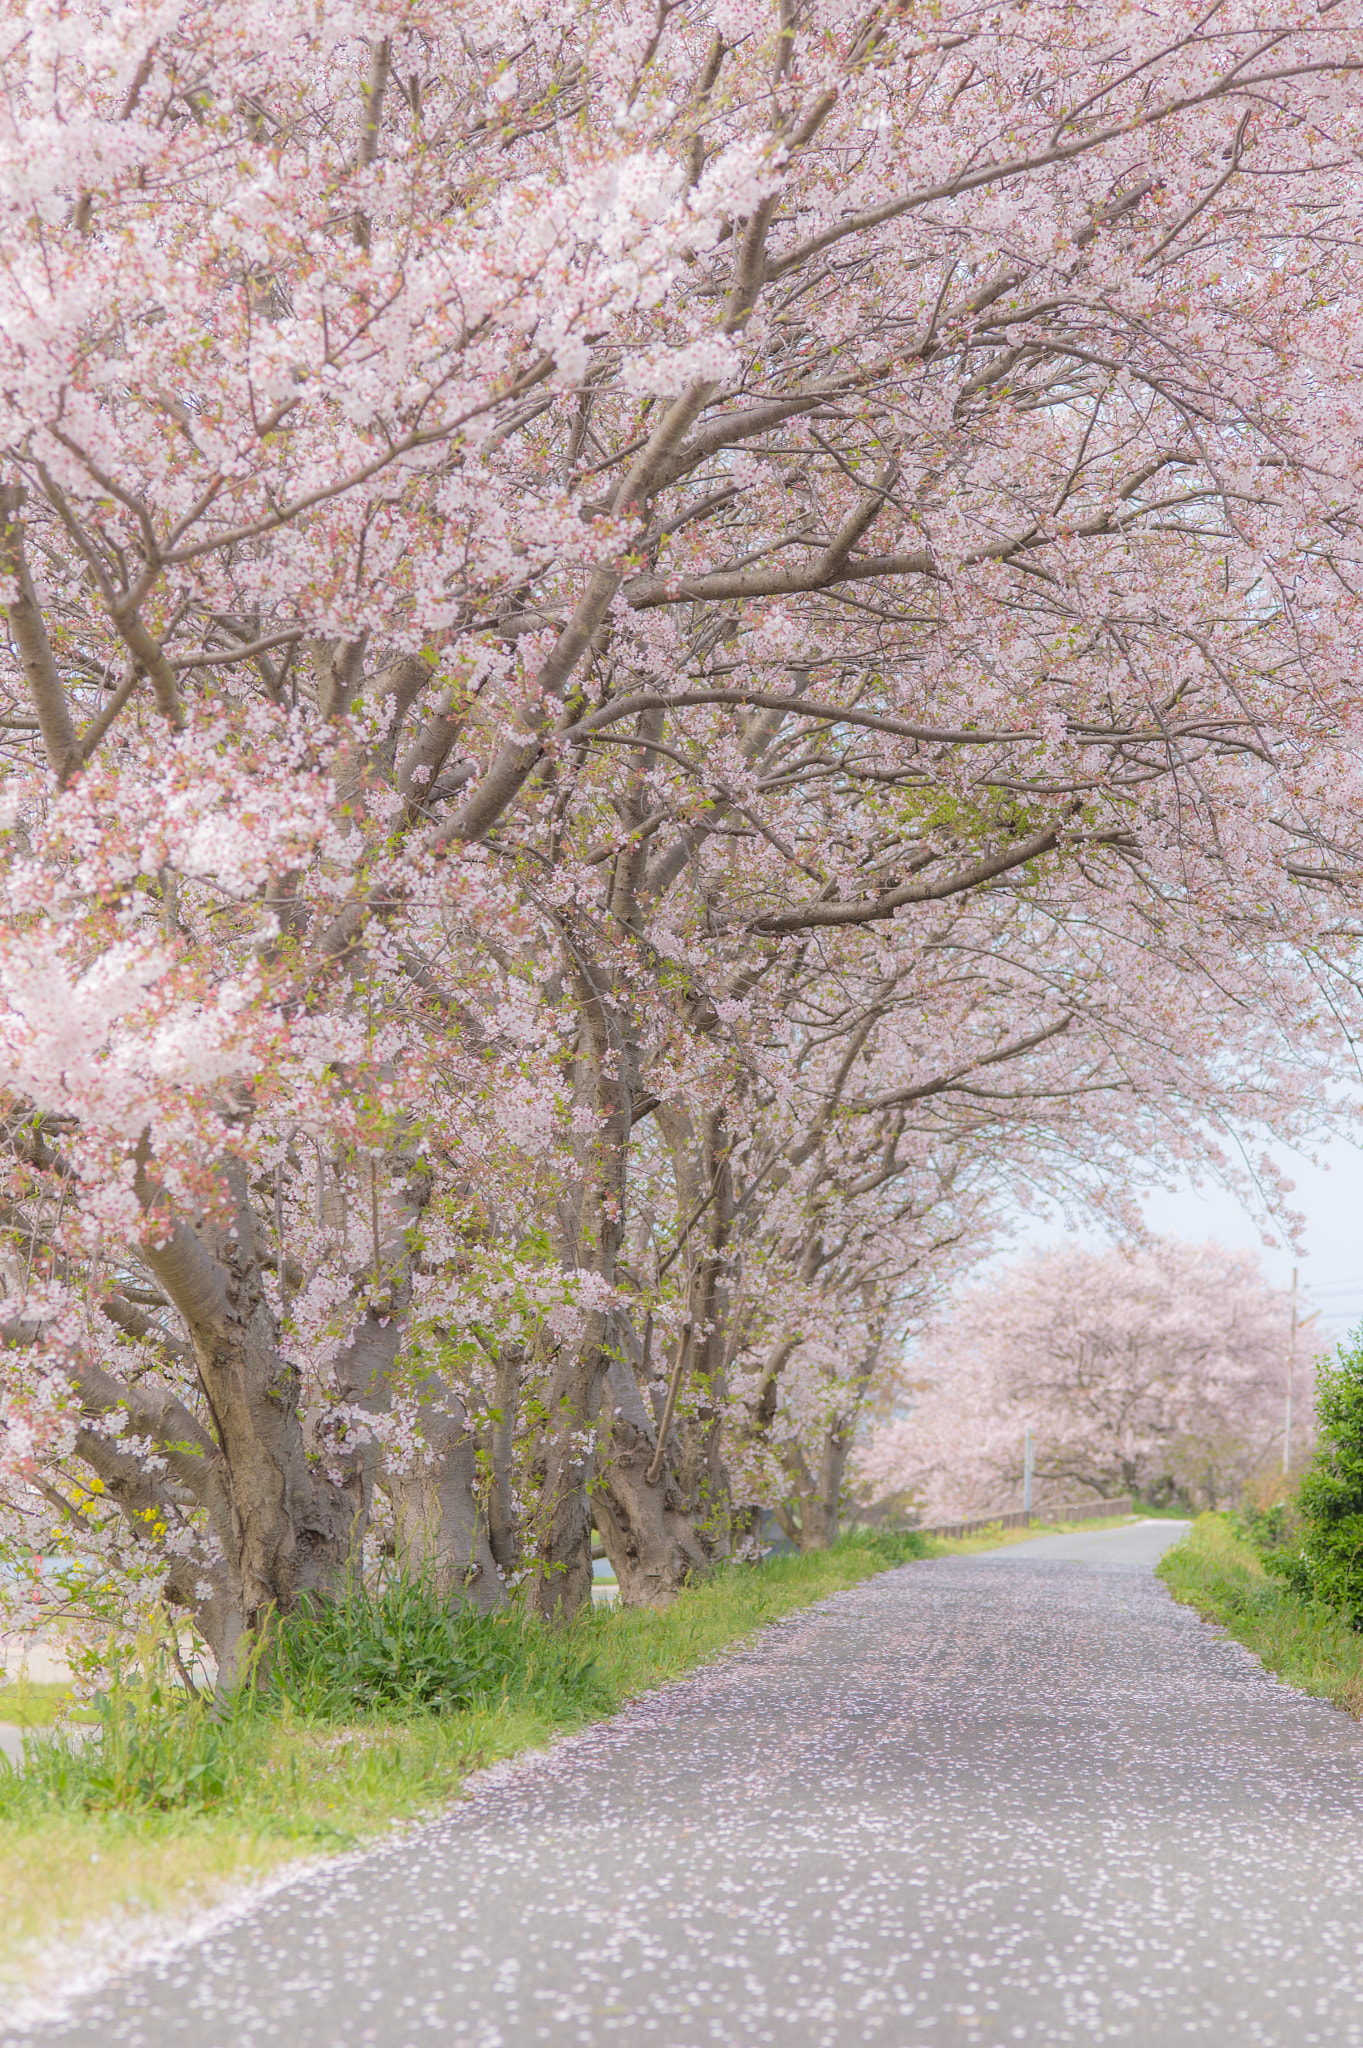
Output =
[
  {"x1": 855, "y1": 1237, "x2": 1318, "y2": 1518},
  {"x1": 0, "y1": 0, "x2": 1360, "y2": 1666}
]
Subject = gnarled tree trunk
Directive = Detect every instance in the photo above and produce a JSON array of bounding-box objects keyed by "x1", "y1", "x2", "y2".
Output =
[
  {"x1": 528, "y1": 948, "x2": 632, "y2": 1625},
  {"x1": 138, "y1": 1159, "x2": 361, "y2": 1685},
  {"x1": 383, "y1": 1381, "x2": 503, "y2": 1611},
  {"x1": 655, "y1": 1104, "x2": 736, "y2": 1564},
  {"x1": 592, "y1": 1351, "x2": 709, "y2": 1605}
]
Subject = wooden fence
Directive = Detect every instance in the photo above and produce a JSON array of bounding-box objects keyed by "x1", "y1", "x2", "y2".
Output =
[{"x1": 917, "y1": 1496, "x2": 1134, "y2": 1542}]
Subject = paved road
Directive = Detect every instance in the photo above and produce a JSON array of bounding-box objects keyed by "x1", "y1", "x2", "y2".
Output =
[
  {"x1": 10, "y1": 1520, "x2": 1363, "y2": 2048},
  {"x1": 988, "y1": 1518, "x2": 1191, "y2": 1567}
]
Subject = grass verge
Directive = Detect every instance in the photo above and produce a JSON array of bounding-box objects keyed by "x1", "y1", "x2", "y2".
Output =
[
  {"x1": 0, "y1": 1532, "x2": 920, "y2": 1991},
  {"x1": 1157, "y1": 1513, "x2": 1363, "y2": 1717}
]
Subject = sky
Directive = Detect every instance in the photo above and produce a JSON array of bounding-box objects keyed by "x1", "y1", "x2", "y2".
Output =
[{"x1": 1010, "y1": 1135, "x2": 1363, "y2": 1356}]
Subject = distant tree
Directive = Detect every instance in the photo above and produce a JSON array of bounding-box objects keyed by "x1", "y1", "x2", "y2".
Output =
[{"x1": 856, "y1": 1239, "x2": 1309, "y2": 1517}]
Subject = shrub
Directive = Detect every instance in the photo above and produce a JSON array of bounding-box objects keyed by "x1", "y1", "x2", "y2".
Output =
[
  {"x1": 1230, "y1": 1500, "x2": 1295, "y2": 1555},
  {"x1": 1268, "y1": 1340, "x2": 1363, "y2": 1625}
]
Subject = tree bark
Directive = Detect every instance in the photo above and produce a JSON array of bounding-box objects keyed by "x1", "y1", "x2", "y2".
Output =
[
  {"x1": 527, "y1": 1322, "x2": 609, "y2": 1624},
  {"x1": 383, "y1": 1379, "x2": 504, "y2": 1610},
  {"x1": 794, "y1": 1422, "x2": 853, "y2": 1551},
  {"x1": 656, "y1": 1105, "x2": 735, "y2": 1561},
  {"x1": 780, "y1": 1314, "x2": 886, "y2": 1553},
  {"x1": 527, "y1": 950, "x2": 631, "y2": 1625},
  {"x1": 325, "y1": 1180, "x2": 505, "y2": 1612},
  {"x1": 137, "y1": 1159, "x2": 359, "y2": 1684},
  {"x1": 0, "y1": 487, "x2": 82, "y2": 784},
  {"x1": 485, "y1": 1342, "x2": 523, "y2": 1577},
  {"x1": 592, "y1": 1349, "x2": 710, "y2": 1606}
]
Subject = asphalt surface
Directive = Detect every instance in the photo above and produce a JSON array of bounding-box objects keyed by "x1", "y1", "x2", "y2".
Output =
[
  {"x1": 985, "y1": 1518, "x2": 1190, "y2": 1568},
  {"x1": 10, "y1": 1518, "x2": 1363, "y2": 2048}
]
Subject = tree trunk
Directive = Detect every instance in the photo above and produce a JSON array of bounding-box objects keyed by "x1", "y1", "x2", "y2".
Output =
[
  {"x1": 138, "y1": 1160, "x2": 359, "y2": 1686},
  {"x1": 528, "y1": 949, "x2": 631, "y2": 1625},
  {"x1": 528, "y1": 1323, "x2": 609, "y2": 1624},
  {"x1": 797, "y1": 1420, "x2": 853, "y2": 1551},
  {"x1": 485, "y1": 1342, "x2": 523, "y2": 1577},
  {"x1": 655, "y1": 1104, "x2": 736, "y2": 1562},
  {"x1": 780, "y1": 1314, "x2": 886, "y2": 1555},
  {"x1": 383, "y1": 1381, "x2": 503, "y2": 1611},
  {"x1": 330, "y1": 1276, "x2": 505, "y2": 1612},
  {"x1": 592, "y1": 1352, "x2": 709, "y2": 1605}
]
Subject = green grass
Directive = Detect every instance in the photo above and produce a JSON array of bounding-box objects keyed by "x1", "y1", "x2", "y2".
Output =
[
  {"x1": 0, "y1": 1533, "x2": 921, "y2": 1991},
  {"x1": 1157, "y1": 1513, "x2": 1363, "y2": 1717}
]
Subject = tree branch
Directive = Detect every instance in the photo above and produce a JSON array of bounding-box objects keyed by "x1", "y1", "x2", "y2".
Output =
[
  {"x1": 750, "y1": 814, "x2": 1076, "y2": 932},
  {"x1": 0, "y1": 487, "x2": 81, "y2": 783}
]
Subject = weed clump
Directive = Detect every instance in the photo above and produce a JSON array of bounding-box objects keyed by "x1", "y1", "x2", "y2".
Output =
[
  {"x1": 3, "y1": 1616, "x2": 256, "y2": 1818},
  {"x1": 835, "y1": 1527, "x2": 931, "y2": 1567},
  {"x1": 269, "y1": 1574, "x2": 607, "y2": 1722},
  {"x1": 1231, "y1": 1500, "x2": 1296, "y2": 1556}
]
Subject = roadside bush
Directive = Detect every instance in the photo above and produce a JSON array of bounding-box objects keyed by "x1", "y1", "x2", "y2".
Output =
[
  {"x1": 1231, "y1": 1500, "x2": 1295, "y2": 1555},
  {"x1": 1268, "y1": 1341, "x2": 1363, "y2": 1625}
]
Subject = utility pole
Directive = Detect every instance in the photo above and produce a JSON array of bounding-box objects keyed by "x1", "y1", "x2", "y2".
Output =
[
  {"x1": 1023, "y1": 1428, "x2": 1035, "y2": 1519},
  {"x1": 1284, "y1": 1268, "x2": 1296, "y2": 1479},
  {"x1": 1284, "y1": 1269, "x2": 1321, "y2": 1478}
]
